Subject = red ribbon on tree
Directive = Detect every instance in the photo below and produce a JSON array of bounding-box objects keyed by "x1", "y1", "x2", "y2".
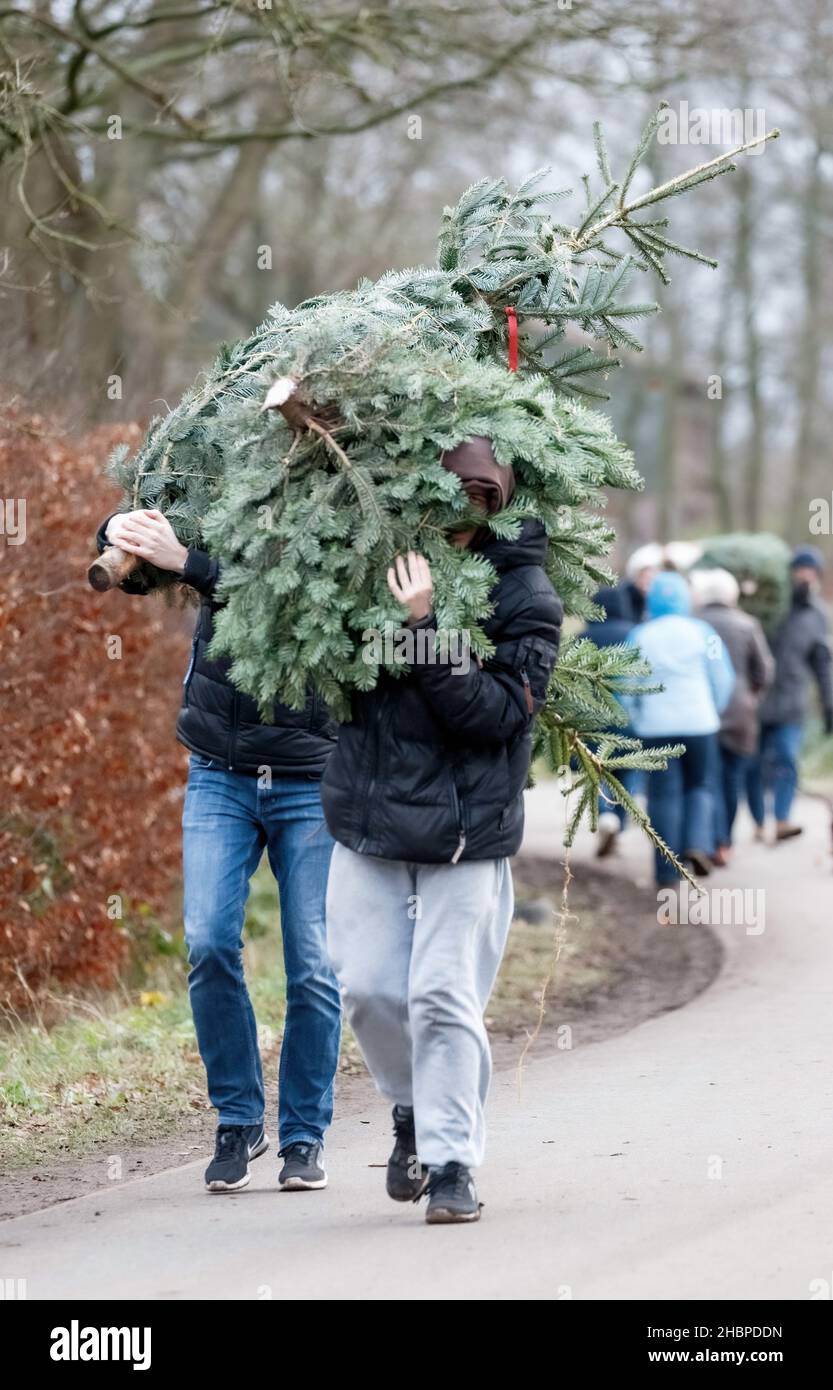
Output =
[{"x1": 505, "y1": 305, "x2": 519, "y2": 372}]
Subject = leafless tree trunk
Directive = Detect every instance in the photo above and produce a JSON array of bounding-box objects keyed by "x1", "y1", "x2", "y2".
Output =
[
  {"x1": 790, "y1": 139, "x2": 824, "y2": 539},
  {"x1": 734, "y1": 164, "x2": 767, "y2": 529},
  {"x1": 707, "y1": 307, "x2": 734, "y2": 531}
]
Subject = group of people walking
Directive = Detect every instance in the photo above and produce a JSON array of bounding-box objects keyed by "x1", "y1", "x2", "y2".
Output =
[
  {"x1": 96, "y1": 471, "x2": 831, "y2": 1221},
  {"x1": 96, "y1": 437, "x2": 560, "y2": 1224},
  {"x1": 588, "y1": 544, "x2": 833, "y2": 884}
]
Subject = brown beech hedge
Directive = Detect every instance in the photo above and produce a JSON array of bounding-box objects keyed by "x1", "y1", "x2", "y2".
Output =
[{"x1": 0, "y1": 407, "x2": 191, "y2": 1012}]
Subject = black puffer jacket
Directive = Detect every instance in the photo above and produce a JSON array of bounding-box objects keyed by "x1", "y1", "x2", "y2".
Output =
[
  {"x1": 320, "y1": 521, "x2": 562, "y2": 862},
  {"x1": 96, "y1": 517, "x2": 337, "y2": 777},
  {"x1": 759, "y1": 585, "x2": 833, "y2": 729}
]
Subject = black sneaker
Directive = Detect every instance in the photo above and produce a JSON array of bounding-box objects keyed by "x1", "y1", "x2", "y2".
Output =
[
  {"x1": 424, "y1": 1162, "x2": 481, "y2": 1224},
  {"x1": 278, "y1": 1141, "x2": 328, "y2": 1191},
  {"x1": 205, "y1": 1123, "x2": 269, "y2": 1192},
  {"x1": 386, "y1": 1104, "x2": 427, "y2": 1202}
]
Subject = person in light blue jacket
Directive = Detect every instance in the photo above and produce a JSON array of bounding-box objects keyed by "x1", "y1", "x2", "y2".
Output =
[{"x1": 624, "y1": 571, "x2": 735, "y2": 883}]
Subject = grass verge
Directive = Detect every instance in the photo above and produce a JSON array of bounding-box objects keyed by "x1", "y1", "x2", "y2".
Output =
[{"x1": 802, "y1": 718, "x2": 833, "y2": 798}]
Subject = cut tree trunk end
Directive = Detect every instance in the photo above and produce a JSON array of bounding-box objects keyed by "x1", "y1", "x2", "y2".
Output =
[
  {"x1": 88, "y1": 546, "x2": 140, "y2": 591},
  {"x1": 262, "y1": 376, "x2": 342, "y2": 433}
]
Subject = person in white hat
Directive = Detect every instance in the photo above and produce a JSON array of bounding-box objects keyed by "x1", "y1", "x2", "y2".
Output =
[{"x1": 622, "y1": 542, "x2": 664, "y2": 623}]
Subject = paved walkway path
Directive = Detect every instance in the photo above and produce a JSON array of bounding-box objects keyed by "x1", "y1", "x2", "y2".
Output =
[{"x1": 4, "y1": 789, "x2": 831, "y2": 1299}]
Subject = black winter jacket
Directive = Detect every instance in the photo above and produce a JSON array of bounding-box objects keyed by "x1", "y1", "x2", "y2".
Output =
[
  {"x1": 320, "y1": 521, "x2": 562, "y2": 862},
  {"x1": 619, "y1": 578, "x2": 647, "y2": 625},
  {"x1": 759, "y1": 585, "x2": 833, "y2": 729},
  {"x1": 582, "y1": 584, "x2": 635, "y2": 649},
  {"x1": 96, "y1": 517, "x2": 337, "y2": 777}
]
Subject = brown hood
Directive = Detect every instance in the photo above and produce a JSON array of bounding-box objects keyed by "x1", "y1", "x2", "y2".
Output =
[{"x1": 440, "y1": 436, "x2": 515, "y2": 515}]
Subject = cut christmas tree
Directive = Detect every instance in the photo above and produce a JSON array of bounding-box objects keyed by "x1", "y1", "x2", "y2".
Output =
[
  {"x1": 201, "y1": 335, "x2": 640, "y2": 718},
  {"x1": 695, "y1": 532, "x2": 792, "y2": 636},
  {"x1": 95, "y1": 105, "x2": 778, "y2": 860}
]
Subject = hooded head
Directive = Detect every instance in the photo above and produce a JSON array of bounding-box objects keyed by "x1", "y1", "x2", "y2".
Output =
[
  {"x1": 440, "y1": 436, "x2": 515, "y2": 515},
  {"x1": 646, "y1": 570, "x2": 692, "y2": 619},
  {"x1": 690, "y1": 566, "x2": 739, "y2": 608}
]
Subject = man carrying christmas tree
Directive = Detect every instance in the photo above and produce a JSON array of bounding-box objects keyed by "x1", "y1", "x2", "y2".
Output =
[
  {"x1": 95, "y1": 508, "x2": 341, "y2": 1194},
  {"x1": 321, "y1": 438, "x2": 562, "y2": 1223}
]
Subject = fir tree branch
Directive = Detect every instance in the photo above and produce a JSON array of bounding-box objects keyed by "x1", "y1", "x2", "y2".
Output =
[{"x1": 572, "y1": 122, "x2": 781, "y2": 252}]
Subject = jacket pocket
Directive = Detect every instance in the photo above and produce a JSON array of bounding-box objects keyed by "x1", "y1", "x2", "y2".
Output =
[{"x1": 516, "y1": 636, "x2": 558, "y2": 712}]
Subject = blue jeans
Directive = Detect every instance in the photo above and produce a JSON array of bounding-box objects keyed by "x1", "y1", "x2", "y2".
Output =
[
  {"x1": 746, "y1": 723, "x2": 803, "y2": 825},
  {"x1": 642, "y1": 734, "x2": 716, "y2": 884},
  {"x1": 182, "y1": 755, "x2": 340, "y2": 1146},
  {"x1": 712, "y1": 745, "x2": 750, "y2": 849}
]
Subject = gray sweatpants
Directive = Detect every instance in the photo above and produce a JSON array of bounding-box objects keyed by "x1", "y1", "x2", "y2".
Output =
[{"x1": 326, "y1": 843, "x2": 514, "y2": 1169}]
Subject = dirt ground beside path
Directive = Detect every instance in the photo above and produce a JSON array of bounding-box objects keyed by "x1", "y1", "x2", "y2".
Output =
[
  {"x1": 491, "y1": 855, "x2": 724, "y2": 1066},
  {"x1": 0, "y1": 857, "x2": 721, "y2": 1222}
]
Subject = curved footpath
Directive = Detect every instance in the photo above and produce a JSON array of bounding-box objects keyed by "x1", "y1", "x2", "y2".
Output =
[{"x1": 2, "y1": 788, "x2": 831, "y2": 1300}]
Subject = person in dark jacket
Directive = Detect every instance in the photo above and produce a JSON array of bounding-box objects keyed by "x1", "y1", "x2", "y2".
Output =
[
  {"x1": 95, "y1": 509, "x2": 340, "y2": 1195},
  {"x1": 322, "y1": 438, "x2": 562, "y2": 1224},
  {"x1": 748, "y1": 546, "x2": 833, "y2": 841},
  {"x1": 692, "y1": 568, "x2": 774, "y2": 861},
  {"x1": 582, "y1": 586, "x2": 640, "y2": 856},
  {"x1": 586, "y1": 584, "x2": 634, "y2": 649}
]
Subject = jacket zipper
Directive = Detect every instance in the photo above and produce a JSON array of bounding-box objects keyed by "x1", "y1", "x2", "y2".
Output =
[
  {"x1": 182, "y1": 655, "x2": 196, "y2": 705},
  {"x1": 227, "y1": 690, "x2": 239, "y2": 770},
  {"x1": 520, "y1": 666, "x2": 534, "y2": 714},
  {"x1": 182, "y1": 632, "x2": 199, "y2": 705},
  {"x1": 450, "y1": 775, "x2": 467, "y2": 864},
  {"x1": 356, "y1": 690, "x2": 392, "y2": 853}
]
